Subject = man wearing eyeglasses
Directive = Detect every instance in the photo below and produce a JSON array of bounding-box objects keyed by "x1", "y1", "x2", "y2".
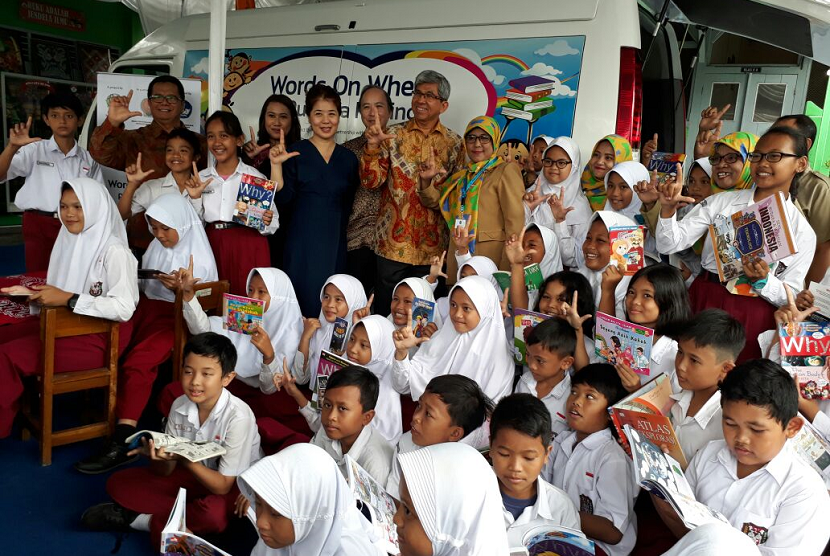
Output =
[{"x1": 360, "y1": 70, "x2": 466, "y2": 313}]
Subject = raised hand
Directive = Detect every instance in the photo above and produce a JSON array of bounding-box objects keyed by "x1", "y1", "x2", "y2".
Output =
[
  {"x1": 243, "y1": 125, "x2": 270, "y2": 158},
  {"x1": 250, "y1": 325, "x2": 275, "y2": 363},
  {"x1": 269, "y1": 128, "x2": 300, "y2": 166},
  {"x1": 561, "y1": 290, "x2": 591, "y2": 330},
  {"x1": 601, "y1": 263, "x2": 624, "y2": 292},
  {"x1": 302, "y1": 316, "x2": 322, "y2": 337},
  {"x1": 184, "y1": 162, "x2": 212, "y2": 199},
  {"x1": 8, "y1": 116, "x2": 41, "y2": 148},
  {"x1": 428, "y1": 251, "x2": 448, "y2": 283},
  {"x1": 418, "y1": 144, "x2": 448, "y2": 184},
  {"x1": 699, "y1": 104, "x2": 731, "y2": 132},
  {"x1": 107, "y1": 89, "x2": 143, "y2": 127},
  {"x1": 615, "y1": 362, "x2": 641, "y2": 393},
  {"x1": 547, "y1": 186, "x2": 574, "y2": 223},
  {"x1": 452, "y1": 221, "x2": 473, "y2": 254},
  {"x1": 522, "y1": 178, "x2": 551, "y2": 211},
  {"x1": 393, "y1": 309, "x2": 428, "y2": 354},
  {"x1": 365, "y1": 106, "x2": 395, "y2": 148},
  {"x1": 505, "y1": 229, "x2": 532, "y2": 266},
  {"x1": 352, "y1": 293, "x2": 374, "y2": 324},
  {"x1": 694, "y1": 120, "x2": 723, "y2": 158},
  {"x1": 177, "y1": 255, "x2": 202, "y2": 302},
  {"x1": 641, "y1": 133, "x2": 658, "y2": 167},
  {"x1": 657, "y1": 163, "x2": 694, "y2": 216},
  {"x1": 634, "y1": 170, "x2": 660, "y2": 208},
  {"x1": 775, "y1": 284, "x2": 819, "y2": 325},
  {"x1": 125, "y1": 153, "x2": 155, "y2": 185}
]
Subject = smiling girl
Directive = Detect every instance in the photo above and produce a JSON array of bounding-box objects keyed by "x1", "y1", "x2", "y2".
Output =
[{"x1": 580, "y1": 134, "x2": 633, "y2": 211}]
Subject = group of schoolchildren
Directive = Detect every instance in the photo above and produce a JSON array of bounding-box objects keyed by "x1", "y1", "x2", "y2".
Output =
[{"x1": 0, "y1": 73, "x2": 829, "y2": 556}]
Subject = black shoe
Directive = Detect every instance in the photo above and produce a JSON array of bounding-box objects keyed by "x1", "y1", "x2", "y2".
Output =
[
  {"x1": 81, "y1": 503, "x2": 138, "y2": 532},
  {"x1": 73, "y1": 439, "x2": 138, "y2": 475}
]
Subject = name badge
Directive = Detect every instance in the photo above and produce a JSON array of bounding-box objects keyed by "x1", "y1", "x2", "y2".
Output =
[
  {"x1": 454, "y1": 216, "x2": 469, "y2": 230},
  {"x1": 202, "y1": 188, "x2": 215, "y2": 195},
  {"x1": 37, "y1": 160, "x2": 55, "y2": 167}
]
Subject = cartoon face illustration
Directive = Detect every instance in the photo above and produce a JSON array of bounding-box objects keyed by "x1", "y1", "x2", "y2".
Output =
[
  {"x1": 497, "y1": 139, "x2": 529, "y2": 167},
  {"x1": 227, "y1": 52, "x2": 251, "y2": 74},
  {"x1": 629, "y1": 234, "x2": 643, "y2": 248},
  {"x1": 222, "y1": 71, "x2": 247, "y2": 97}
]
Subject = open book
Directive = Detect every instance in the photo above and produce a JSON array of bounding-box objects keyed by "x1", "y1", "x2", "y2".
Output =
[
  {"x1": 125, "y1": 430, "x2": 226, "y2": 463},
  {"x1": 161, "y1": 488, "x2": 230, "y2": 555},
  {"x1": 345, "y1": 455, "x2": 400, "y2": 555},
  {"x1": 793, "y1": 414, "x2": 830, "y2": 482},
  {"x1": 511, "y1": 525, "x2": 593, "y2": 556},
  {"x1": 625, "y1": 425, "x2": 729, "y2": 529}
]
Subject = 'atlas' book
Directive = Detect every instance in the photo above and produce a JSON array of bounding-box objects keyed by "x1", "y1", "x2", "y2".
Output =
[
  {"x1": 411, "y1": 297, "x2": 436, "y2": 338},
  {"x1": 645, "y1": 152, "x2": 686, "y2": 186},
  {"x1": 594, "y1": 312, "x2": 654, "y2": 375},
  {"x1": 233, "y1": 173, "x2": 276, "y2": 231},
  {"x1": 508, "y1": 75, "x2": 556, "y2": 93},
  {"x1": 222, "y1": 294, "x2": 264, "y2": 335},
  {"x1": 311, "y1": 350, "x2": 350, "y2": 411},
  {"x1": 779, "y1": 321, "x2": 830, "y2": 400},
  {"x1": 513, "y1": 308, "x2": 551, "y2": 365},
  {"x1": 609, "y1": 226, "x2": 645, "y2": 275}
]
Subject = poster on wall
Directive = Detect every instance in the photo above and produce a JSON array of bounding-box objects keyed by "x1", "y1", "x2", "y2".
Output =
[
  {"x1": 182, "y1": 36, "x2": 584, "y2": 156},
  {"x1": 0, "y1": 28, "x2": 27, "y2": 73},
  {"x1": 31, "y1": 36, "x2": 77, "y2": 81}
]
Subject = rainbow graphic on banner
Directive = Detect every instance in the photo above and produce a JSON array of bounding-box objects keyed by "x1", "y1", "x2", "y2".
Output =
[{"x1": 404, "y1": 50, "x2": 497, "y2": 114}]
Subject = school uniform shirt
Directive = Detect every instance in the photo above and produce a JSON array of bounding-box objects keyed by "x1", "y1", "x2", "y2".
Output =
[
  {"x1": 47, "y1": 177, "x2": 138, "y2": 322},
  {"x1": 192, "y1": 160, "x2": 278, "y2": 235},
  {"x1": 165, "y1": 388, "x2": 262, "y2": 476},
  {"x1": 548, "y1": 428, "x2": 638, "y2": 556},
  {"x1": 669, "y1": 389, "x2": 723, "y2": 464},
  {"x1": 7, "y1": 137, "x2": 102, "y2": 212},
  {"x1": 310, "y1": 420, "x2": 395, "y2": 486},
  {"x1": 503, "y1": 477, "x2": 582, "y2": 548},
  {"x1": 655, "y1": 188, "x2": 816, "y2": 307},
  {"x1": 649, "y1": 336, "x2": 679, "y2": 390},
  {"x1": 358, "y1": 315, "x2": 403, "y2": 445},
  {"x1": 129, "y1": 172, "x2": 201, "y2": 216},
  {"x1": 686, "y1": 439, "x2": 830, "y2": 554},
  {"x1": 515, "y1": 370, "x2": 571, "y2": 440}
]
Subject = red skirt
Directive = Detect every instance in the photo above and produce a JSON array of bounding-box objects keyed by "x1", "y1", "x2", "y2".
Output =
[
  {"x1": 205, "y1": 224, "x2": 270, "y2": 295},
  {"x1": 22, "y1": 211, "x2": 62, "y2": 273}
]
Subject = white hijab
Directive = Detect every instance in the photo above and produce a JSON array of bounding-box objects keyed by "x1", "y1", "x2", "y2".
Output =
[
  {"x1": 603, "y1": 160, "x2": 648, "y2": 221},
  {"x1": 309, "y1": 274, "x2": 367, "y2": 388},
  {"x1": 578, "y1": 211, "x2": 635, "y2": 314},
  {"x1": 538, "y1": 137, "x2": 592, "y2": 226},
  {"x1": 239, "y1": 444, "x2": 384, "y2": 556},
  {"x1": 355, "y1": 315, "x2": 402, "y2": 445},
  {"x1": 408, "y1": 275, "x2": 514, "y2": 402},
  {"x1": 387, "y1": 277, "x2": 441, "y2": 325},
  {"x1": 48, "y1": 177, "x2": 129, "y2": 295},
  {"x1": 141, "y1": 194, "x2": 217, "y2": 302},
  {"x1": 397, "y1": 443, "x2": 508, "y2": 556},
  {"x1": 527, "y1": 223, "x2": 562, "y2": 278},
  {"x1": 209, "y1": 268, "x2": 303, "y2": 379}
]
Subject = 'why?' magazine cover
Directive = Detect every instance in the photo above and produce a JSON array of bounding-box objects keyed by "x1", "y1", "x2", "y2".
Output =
[
  {"x1": 222, "y1": 294, "x2": 264, "y2": 335},
  {"x1": 779, "y1": 321, "x2": 830, "y2": 400},
  {"x1": 595, "y1": 312, "x2": 654, "y2": 375},
  {"x1": 233, "y1": 173, "x2": 276, "y2": 231}
]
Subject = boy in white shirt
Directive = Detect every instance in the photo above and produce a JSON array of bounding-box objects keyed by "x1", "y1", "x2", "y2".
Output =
[
  {"x1": 0, "y1": 92, "x2": 102, "y2": 271},
  {"x1": 654, "y1": 360, "x2": 830, "y2": 554},
  {"x1": 81, "y1": 332, "x2": 262, "y2": 546},
  {"x1": 547, "y1": 363, "x2": 637, "y2": 556},
  {"x1": 671, "y1": 309, "x2": 745, "y2": 463},
  {"x1": 490, "y1": 393, "x2": 581, "y2": 548}
]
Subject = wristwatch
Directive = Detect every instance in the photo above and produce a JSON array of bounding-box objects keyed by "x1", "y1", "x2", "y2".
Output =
[{"x1": 68, "y1": 293, "x2": 80, "y2": 311}]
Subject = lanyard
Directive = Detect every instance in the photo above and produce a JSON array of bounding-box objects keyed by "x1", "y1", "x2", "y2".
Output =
[{"x1": 459, "y1": 157, "x2": 498, "y2": 213}]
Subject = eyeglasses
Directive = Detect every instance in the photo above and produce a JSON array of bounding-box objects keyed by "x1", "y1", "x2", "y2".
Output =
[
  {"x1": 708, "y1": 152, "x2": 741, "y2": 165},
  {"x1": 747, "y1": 151, "x2": 800, "y2": 163},
  {"x1": 149, "y1": 94, "x2": 182, "y2": 104},
  {"x1": 465, "y1": 134, "x2": 492, "y2": 146},
  {"x1": 412, "y1": 90, "x2": 445, "y2": 102},
  {"x1": 542, "y1": 158, "x2": 571, "y2": 169}
]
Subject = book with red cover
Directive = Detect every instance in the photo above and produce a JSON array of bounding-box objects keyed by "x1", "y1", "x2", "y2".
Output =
[
  {"x1": 608, "y1": 226, "x2": 645, "y2": 276},
  {"x1": 779, "y1": 321, "x2": 830, "y2": 400}
]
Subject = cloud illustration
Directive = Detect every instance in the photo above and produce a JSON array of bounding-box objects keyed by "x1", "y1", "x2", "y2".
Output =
[{"x1": 535, "y1": 40, "x2": 579, "y2": 57}]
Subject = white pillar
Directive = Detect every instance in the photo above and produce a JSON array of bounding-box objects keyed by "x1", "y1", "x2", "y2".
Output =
[{"x1": 208, "y1": 0, "x2": 227, "y2": 117}]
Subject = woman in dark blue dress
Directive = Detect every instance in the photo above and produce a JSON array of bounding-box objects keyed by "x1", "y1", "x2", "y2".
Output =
[{"x1": 271, "y1": 84, "x2": 359, "y2": 316}]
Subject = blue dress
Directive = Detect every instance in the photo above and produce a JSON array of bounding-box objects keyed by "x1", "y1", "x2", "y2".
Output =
[{"x1": 276, "y1": 139, "x2": 359, "y2": 316}]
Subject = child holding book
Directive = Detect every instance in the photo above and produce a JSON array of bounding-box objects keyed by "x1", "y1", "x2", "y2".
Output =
[
  {"x1": 82, "y1": 333, "x2": 262, "y2": 546},
  {"x1": 394, "y1": 442, "x2": 509, "y2": 556},
  {"x1": 504, "y1": 223, "x2": 563, "y2": 311},
  {"x1": 580, "y1": 134, "x2": 633, "y2": 211},
  {"x1": 547, "y1": 363, "x2": 637, "y2": 556},
  {"x1": 653, "y1": 360, "x2": 830, "y2": 553},
  {"x1": 390, "y1": 276, "x2": 442, "y2": 348},
  {"x1": 490, "y1": 393, "x2": 581, "y2": 547},
  {"x1": 671, "y1": 309, "x2": 745, "y2": 463},
  {"x1": 655, "y1": 127, "x2": 816, "y2": 362}
]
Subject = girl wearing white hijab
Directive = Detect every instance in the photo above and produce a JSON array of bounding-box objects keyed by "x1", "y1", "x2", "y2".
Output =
[
  {"x1": 389, "y1": 277, "x2": 442, "y2": 358},
  {"x1": 394, "y1": 442, "x2": 509, "y2": 556},
  {"x1": 391, "y1": 275, "x2": 514, "y2": 403},
  {"x1": 0, "y1": 177, "x2": 138, "y2": 438},
  {"x1": 506, "y1": 223, "x2": 563, "y2": 312},
  {"x1": 603, "y1": 160, "x2": 648, "y2": 221},
  {"x1": 434, "y1": 256, "x2": 499, "y2": 325},
  {"x1": 524, "y1": 137, "x2": 593, "y2": 268},
  {"x1": 238, "y1": 443, "x2": 385, "y2": 556}
]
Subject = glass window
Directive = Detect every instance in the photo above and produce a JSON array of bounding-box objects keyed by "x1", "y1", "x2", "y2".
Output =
[
  {"x1": 709, "y1": 83, "x2": 740, "y2": 120},
  {"x1": 752, "y1": 83, "x2": 787, "y2": 123}
]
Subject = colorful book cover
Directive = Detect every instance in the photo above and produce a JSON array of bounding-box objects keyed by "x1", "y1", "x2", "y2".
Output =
[
  {"x1": 608, "y1": 226, "x2": 645, "y2": 275},
  {"x1": 793, "y1": 414, "x2": 830, "y2": 480},
  {"x1": 707, "y1": 191, "x2": 797, "y2": 285},
  {"x1": 779, "y1": 321, "x2": 830, "y2": 400},
  {"x1": 411, "y1": 297, "x2": 436, "y2": 338},
  {"x1": 504, "y1": 88, "x2": 551, "y2": 103},
  {"x1": 522, "y1": 525, "x2": 595, "y2": 556},
  {"x1": 328, "y1": 317, "x2": 349, "y2": 354},
  {"x1": 645, "y1": 152, "x2": 686, "y2": 187},
  {"x1": 233, "y1": 173, "x2": 275, "y2": 231},
  {"x1": 594, "y1": 312, "x2": 654, "y2": 375},
  {"x1": 508, "y1": 75, "x2": 556, "y2": 93},
  {"x1": 491, "y1": 264, "x2": 543, "y2": 293},
  {"x1": 311, "y1": 350, "x2": 351, "y2": 411},
  {"x1": 161, "y1": 488, "x2": 230, "y2": 556},
  {"x1": 345, "y1": 455, "x2": 400, "y2": 554},
  {"x1": 501, "y1": 104, "x2": 556, "y2": 121},
  {"x1": 222, "y1": 294, "x2": 264, "y2": 335},
  {"x1": 513, "y1": 308, "x2": 551, "y2": 365},
  {"x1": 493, "y1": 271, "x2": 511, "y2": 292}
]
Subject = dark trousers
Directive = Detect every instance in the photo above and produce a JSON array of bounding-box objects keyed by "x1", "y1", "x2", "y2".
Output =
[
  {"x1": 374, "y1": 256, "x2": 431, "y2": 317},
  {"x1": 347, "y1": 247, "x2": 378, "y2": 299}
]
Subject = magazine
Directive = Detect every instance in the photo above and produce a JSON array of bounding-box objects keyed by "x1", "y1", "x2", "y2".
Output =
[
  {"x1": 411, "y1": 297, "x2": 436, "y2": 338},
  {"x1": 708, "y1": 191, "x2": 797, "y2": 285},
  {"x1": 311, "y1": 350, "x2": 351, "y2": 411},
  {"x1": 520, "y1": 525, "x2": 594, "y2": 556},
  {"x1": 345, "y1": 455, "x2": 400, "y2": 555},
  {"x1": 328, "y1": 317, "x2": 349, "y2": 354},
  {"x1": 624, "y1": 425, "x2": 730, "y2": 529},
  {"x1": 233, "y1": 173, "x2": 276, "y2": 231},
  {"x1": 793, "y1": 415, "x2": 830, "y2": 481},
  {"x1": 222, "y1": 294, "x2": 264, "y2": 335},
  {"x1": 808, "y1": 281, "x2": 830, "y2": 322},
  {"x1": 161, "y1": 488, "x2": 231, "y2": 555},
  {"x1": 594, "y1": 312, "x2": 655, "y2": 375},
  {"x1": 608, "y1": 226, "x2": 645, "y2": 275},
  {"x1": 493, "y1": 263, "x2": 544, "y2": 293},
  {"x1": 779, "y1": 321, "x2": 830, "y2": 400},
  {"x1": 610, "y1": 374, "x2": 687, "y2": 468},
  {"x1": 513, "y1": 308, "x2": 551, "y2": 365},
  {"x1": 125, "y1": 430, "x2": 226, "y2": 463},
  {"x1": 645, "y1": 152, "x2": 686, "y2": 187}
]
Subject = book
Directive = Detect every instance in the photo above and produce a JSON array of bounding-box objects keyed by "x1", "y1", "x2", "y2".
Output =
[
  {"x1": 808, "y1": 281, "x2": 830, "y2": 322},
  {"x1": 492, "y1": 263, "x2": 544, "y2": 293},
  {"x1": 125, "y1": 430, "x2": 226, "y2": 463},
  {"x1": 345, "y1": 455, "x2": 400, "y2": 554},
  {"x1": 161, "y1": 488, "x2": 231, "y2": 556},
  {"x1": 508, "y1": 75, "x2": 556, "y2": 93},
  {"x1": 793, "y1": 414, "x2": 830, "y2": 481},
  {"x1": 311, "y1": 349, "x2": 351, "y2": 411},
  {"x1": 521, "y1": 525, "x2": 594, "y2": 556},
  {"x1": 328, "y1": 316, "x2": 349, "y2": 354},
  {"x1": 779, "y1": 321, "x2": 830, "y2": 400},
  {"x1": 608, "y1": 226, "x2": 645, "y2": 275},
  {"x1": 222, "y1": 294, "x2": 264, "y2": 335},
  {"x1": 610, "y1": 374, "x2": 687, "y2": 468},
  {"x1": 708, "y1": 191, "x2": 797, "y2": 285},
  {"x1": 624, "y1": 425, "x2": 730, "y2": 529},
  {"x1": 233, "y1": 173, "x2": 276, "y2": 231},
  {"x1": 594, "y1": 312, "x2": 655, "y2": 375},
  {"x1": 411, "y1": 297, "x2": 436, "y2": 338},
  {"x1": 645, "y1": 152, "x2": 686, "y2": 187},
  {"x1": 513, "y1": 308, "x2": 551, "y2": 365},
  {"x1": 504, "y1": 88, "x2": 551, "y2": 103},
  {"x1": 507, "y1": 97, "x2": 553, "y2": 111},
  {"x1": 501, "y1": 105, "x2": 556, "y2": 121}
]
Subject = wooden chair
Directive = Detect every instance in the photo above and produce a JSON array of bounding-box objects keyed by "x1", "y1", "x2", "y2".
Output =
[
  {"x1": 173, "y1": 281, "x2": 230, "y2": 380},
  {"x1": 20, "y1": 307, "x2": 120, "y2": 466}
]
